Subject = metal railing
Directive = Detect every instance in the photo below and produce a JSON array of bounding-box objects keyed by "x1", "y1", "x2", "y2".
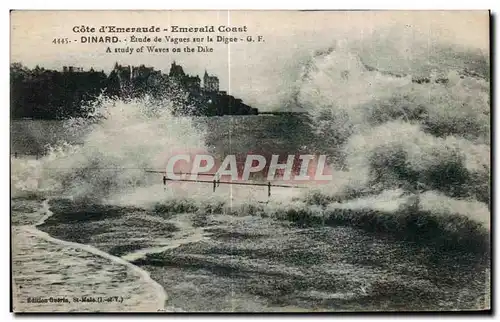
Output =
[{"x1": 147, "y1": 170, "x2": 307, "y2": 197}]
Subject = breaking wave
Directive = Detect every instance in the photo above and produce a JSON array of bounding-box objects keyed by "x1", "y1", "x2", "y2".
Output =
[
  {"x1": 11, "y1": 95, "x2": 208, "y2": 201},
  {"x1": 153, "y1": 193, "x2": 490, "y2": 255},
  {"x1": 11, "y1": 37, "x2": 490, "y2": 254},
  {"x1": 289, "y1": 40, "x2": 490, "y2": 221}
]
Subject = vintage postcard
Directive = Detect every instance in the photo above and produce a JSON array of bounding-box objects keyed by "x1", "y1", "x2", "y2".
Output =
[{"x1": 10, "y1": 10, "x2": 490, "y2": 313}]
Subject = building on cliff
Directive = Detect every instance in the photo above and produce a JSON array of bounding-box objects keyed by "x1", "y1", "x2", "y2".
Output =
[
  {"x1": 169, "y1": 61, "x2": 201, "y2": 93},
  {"x1": 62, "y1": 66, "x2": 85, "y2": 73},
  {"x1": 203, "y1": 70, "x2": 219, "y2": 92},
  {"x1": 169, "y1": 61, "x2": 185, "y2": 79},
  {"x1": 106, "y1": 61, "x2": 255, "y2": 115}
]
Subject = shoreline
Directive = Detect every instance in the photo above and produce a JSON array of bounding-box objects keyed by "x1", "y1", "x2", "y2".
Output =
[
  {"x1": 13, "y1": 196, "x2": 491, "y2": 312},
  {"x1": 12, "y1": 198, "x2": 169, "y2": 312}
]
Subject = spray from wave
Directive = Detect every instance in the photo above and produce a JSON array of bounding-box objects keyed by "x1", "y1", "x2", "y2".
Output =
[
  {"x1": 11, "y1": 95, "x2": 208, "y2": 201},
  {"x1": 11, "y1": 37, "x2": 490, "y2": 253},
  {"x1": 278, "y1": 39, "x2": 490, "y2": 250}
]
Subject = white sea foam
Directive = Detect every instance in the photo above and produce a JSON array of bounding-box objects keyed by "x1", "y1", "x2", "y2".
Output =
[{"x1": 11, "y1": 34, "x2": 490, "y2": 242}]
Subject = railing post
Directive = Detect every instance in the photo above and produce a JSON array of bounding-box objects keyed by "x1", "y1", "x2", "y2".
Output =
[{"x1": 268, "y1": 182, "x2": 271, "y2": 198}]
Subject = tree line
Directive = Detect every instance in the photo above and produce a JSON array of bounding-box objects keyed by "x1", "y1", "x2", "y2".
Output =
[
  {"x1": 10, "y1": 62, "x2": 201, "y2": 119},
  {"x1": 10, "y1": 62, "x2": 258, "y2": 119},
  {"x1": 10, "y1": 63, "x2": 115, "y2": 119}
]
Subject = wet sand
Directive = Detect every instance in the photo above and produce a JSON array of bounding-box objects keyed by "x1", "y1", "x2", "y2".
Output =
[{"x1": 11, "y1": 198, "x2": 166, "y2": 313}]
